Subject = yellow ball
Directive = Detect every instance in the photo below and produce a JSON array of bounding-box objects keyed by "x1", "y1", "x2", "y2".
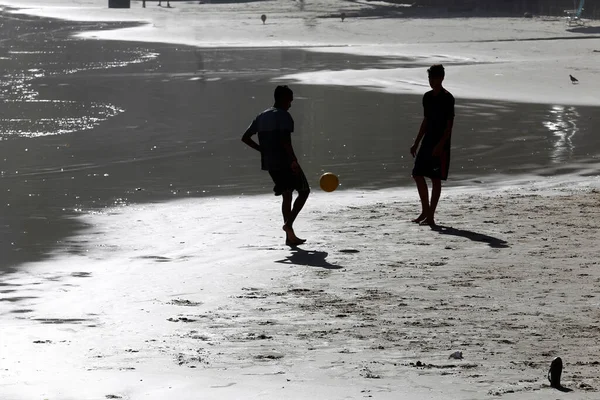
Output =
[{"x1": 319, "y1": 172, "x2": 339, "y2": 192}]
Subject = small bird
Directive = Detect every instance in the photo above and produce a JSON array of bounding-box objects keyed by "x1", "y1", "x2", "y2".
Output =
[{"x1": 569, "y1": 74, "x2": 579, "y2": 84}]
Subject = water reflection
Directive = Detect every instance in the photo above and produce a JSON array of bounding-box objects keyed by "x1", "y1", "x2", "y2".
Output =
[
  {"x1": 543, "y1": 105, "x2": 579, "y2": 163},
  {"x1": 0, "y1": 49, "x2": 156, "y2": 140}
]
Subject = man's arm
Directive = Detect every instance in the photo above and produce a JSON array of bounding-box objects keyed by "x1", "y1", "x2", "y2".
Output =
[
  {"x1": 410, "y1": 119, "x2": 427, "y2": 157},
  {"x1": 280, "y1": 113, "x2": 300, "y2": 172},
  {"x1": 433, "y1": 118, "x2": 454, "y2": 156},
  {"x1": 433, "y1": 95, "x2": 455, "y2": 156},
  {"x1": 281, "y1": 131, "x2": 301, "y2": 173},
  {"x1": 241, "y1": 120, "x2": 260, "y2": 152}
]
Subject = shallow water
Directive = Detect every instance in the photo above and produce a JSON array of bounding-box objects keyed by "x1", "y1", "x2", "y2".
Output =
[{"x1": 0, "y1": 11, "x2": 598, "y2": 270}]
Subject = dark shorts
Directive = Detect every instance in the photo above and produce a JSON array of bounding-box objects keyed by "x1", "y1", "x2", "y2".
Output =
[
  {"x1": 412, "y1": 146, "x2": 451, "y2": 181},
  {"x1": 268, "y1": 168, "x2": 310, "y2": 196}
]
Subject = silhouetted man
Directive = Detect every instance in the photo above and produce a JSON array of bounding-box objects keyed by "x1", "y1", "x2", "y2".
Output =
[
  {"x1": 242, "y1": 85, "x2": 310, "y2": 246},
  {"x1": 410, "y1": 64, "x2": 455, "y2": 227}
]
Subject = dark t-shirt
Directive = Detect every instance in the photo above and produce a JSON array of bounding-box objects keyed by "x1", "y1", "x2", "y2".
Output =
[
  {"x1": 246, "y1": 107, "x2": 294, "y2": 171},
  {"x1": 421, "y1": 89, "x2": 455, "y2": 150}
]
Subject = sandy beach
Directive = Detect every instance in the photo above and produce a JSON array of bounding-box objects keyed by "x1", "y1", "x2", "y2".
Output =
[
  {"x1": 3, "y1": 183, "x2": 600, "y2": 399},
  {"x1": 1, "y1": 1, "x2": 600, "y2": 399}
]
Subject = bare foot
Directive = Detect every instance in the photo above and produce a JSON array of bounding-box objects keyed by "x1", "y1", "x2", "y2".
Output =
[
  {"x1": 283, "y1": 225, "x2": 306, "y2": 244},
  {"x1": 419, "y1": 219, "x2": 436, "y2": 228},
  {"x1": 412, "y1": 214, "x2": 427, "y2": 224},
  {"x1": 286, "y1": 237, "x2": 306, "y2": 247}
]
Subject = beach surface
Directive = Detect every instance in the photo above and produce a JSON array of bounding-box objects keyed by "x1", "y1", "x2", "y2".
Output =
[
  {"x1": 3, "y1": 183, "x2": 600, "y2": 399},
  {"x1": 1, "y1": 1, "x2": 600, "y2": 399}
]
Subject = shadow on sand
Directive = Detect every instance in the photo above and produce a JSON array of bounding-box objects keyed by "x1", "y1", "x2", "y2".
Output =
[
  {"x1": 552, "y1": 385, "x2": 573, "y2": 393},
  {"x1": 275, "y1": 248, "x2": 343, "y2": 269},
  {"x1": 567, "y1": 26, "x2": 600, "y2": 34},
  {"x1": 433, "y1": 225, "x2": 510, "y2": 248}
]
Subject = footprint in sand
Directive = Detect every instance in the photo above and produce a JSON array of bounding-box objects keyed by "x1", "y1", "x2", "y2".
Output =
[
  {"x1": 167, "y1": 317, "x2": 196, "y2": 323},
  {"x1": 169, "y1": 299, "x2": 202, "y2": 306}
]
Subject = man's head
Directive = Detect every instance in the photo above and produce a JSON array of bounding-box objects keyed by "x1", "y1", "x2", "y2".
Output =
[
  {"x1": 427, "y1": 64, "x2": 445, "y2": 90},
  {"x1": 274, "y1": 85, "x2": 294, "y2": 110}
]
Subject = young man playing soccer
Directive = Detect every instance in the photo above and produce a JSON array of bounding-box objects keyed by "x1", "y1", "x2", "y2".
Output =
[
  {"x1": 242, "y1": 85, "x2": 310, "y2": 246},
  {"x1": 410, "y1": 64, "x2": 455, "y2": 227}
]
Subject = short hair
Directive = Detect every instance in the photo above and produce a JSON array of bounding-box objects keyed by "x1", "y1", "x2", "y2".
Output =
[
  {"x1": 427, "y1": 64, "x2": 445, "y2": 78},
  {"x1": 274, "y1": 85, "x2": 293, "y2": 103}
]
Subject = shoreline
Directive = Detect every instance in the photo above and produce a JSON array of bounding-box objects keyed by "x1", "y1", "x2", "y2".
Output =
[
  {"x1": 0, "y1": 7, "x2": 598, "y2": 273},
  {"x1": 5, "y1": 8, "x2": 599, "y2": 272}
]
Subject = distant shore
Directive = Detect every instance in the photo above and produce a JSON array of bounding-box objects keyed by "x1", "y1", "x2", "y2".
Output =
[{"x1": 2, "y1": 1, "x2": 599, "y2": 107}]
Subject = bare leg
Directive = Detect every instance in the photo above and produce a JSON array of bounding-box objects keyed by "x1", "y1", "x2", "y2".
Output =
[
  {"x1": 412, "y1": 176, "x2": 430, "y2": 223},
  {"x1": 428, "y1": 178, "x2": 442, "y2": 226},
  {"x1": 286, "y1": 190, "x2": 309, "y2": 228},
  {"x1": 282, "y1": 191, "x2": 292, "y2": 224},
  {"x1": 283, "y1": 190, "x2": 309, "y2": 245}
]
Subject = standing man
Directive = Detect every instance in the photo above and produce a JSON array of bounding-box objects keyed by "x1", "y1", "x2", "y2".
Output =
[
  {"x1": 410, "y1": 64, "x2": 455, "y2": 227},
  {"x1": 242, "y1": 85, "x2": 310, "y2": 246}
]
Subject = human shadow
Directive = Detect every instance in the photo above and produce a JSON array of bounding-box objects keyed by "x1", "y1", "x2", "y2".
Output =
[
  {"x1": 552, "y1": 385, "x2": 573, "y2": 392},
  {"x1": 275, "y1": 248, "x2": 343, "y2": 270},
  {"x1": 433, "y1": 225, "x2": 510, "y2": 248},
  {"x1": 567, "y1": 26, "x2": 600, "y2": 34}
]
